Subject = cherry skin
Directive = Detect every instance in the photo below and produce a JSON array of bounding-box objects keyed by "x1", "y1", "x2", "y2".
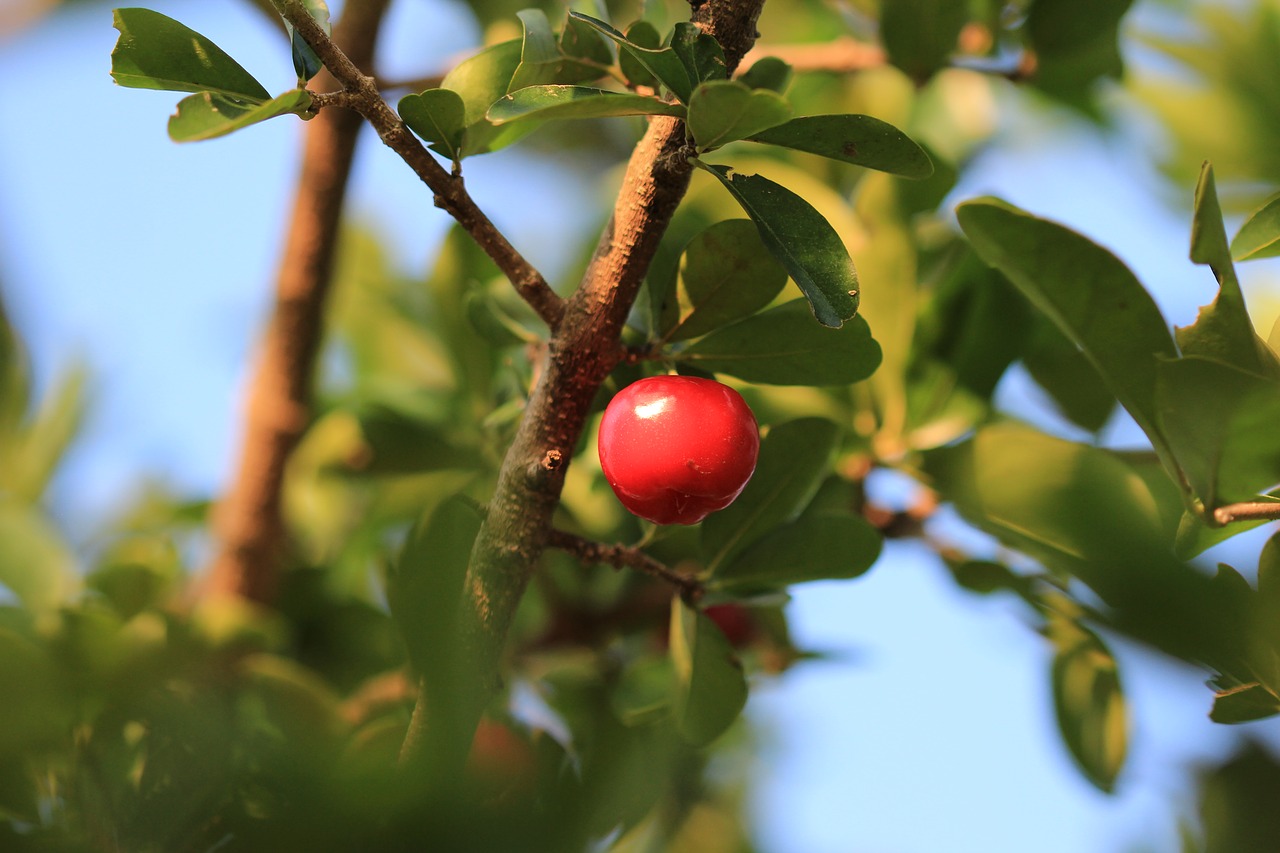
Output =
[{"x1": 597, "y1": 375, "x2": 760, "y2": 525}]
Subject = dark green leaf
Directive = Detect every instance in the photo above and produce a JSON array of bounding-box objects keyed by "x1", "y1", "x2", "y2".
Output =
[
  {"x1": 669, "y1": 598, "x2": 748, "y2": 745},
  {"x1": 680, "y1": 299, "x2": 881, "y2": 385},
  {"x1": 880, "y1": 0, "x2": 967, "y2": 82},
  {"x1": 957, "y1": 199, "x2": 1178, "y2": 463},
  {"x1": 1026, "y1": 0, "x2": 1133, "y2": 103},
  {"x1": 748, "y1": 114, "x2": 933, "y2": 179},
  {"x1": 569, "y1": 12, "x2": 694, "y2": 102},
  {"x1": 710, "y1": 512, "x2": 880, "y2": 590},
  {"x1": 702, "y1": 417, "x2": 840, "y2": 572},
  {"x1": 1047, "y1": 616, "x2": 1128, "y2": 792},
  {"x1": 670, "y1": 22, "x2": 727, "y2": 86},
  {"x1": 1232, "y1": 191, "x2": 1280, "y2": 261},
  {"x1": 285, "y1": 0, "x2": 330, "y2": 82},
  {"x1": 699, "y1": 163, "x2": 860, "y2": 327},
  {"x1": 168, "y1": 89, "x2": 312, "y2": 142},
  {"x1": 1210, "y1": 682, "x2": 1280, "y2": 724},
  {"x1": 487, "y1": 85, "x2": 684, "y2": 125},
  {"x1": 1181, "y1": 163, "x2": 1280, "y2": 377},
  {"x1": 399, "y1": 88, "x2": 467, "y2": 161},
  {"x1": 739, "y1": 56, "x2": 792, "y2": 93},
  {"x1": 1021, "y1": 320, "x2": 1115, "y2": 432},
  {"x1": 619, "y1": 21, "x2": 661, "y2": 89},
  {"x1": 664, "y1": 219, "x2": 788, "y2": 342},
  {"x1": 686, "y1": 80, "x2": 791, "y2": 151},
  {"x1": 111, "y1": 8, "x2": 269, "y2": 99},
  {"x1": 439, "y1": 38, "x2": 538, "y2": 156},
  {"x1": 509, "y1": 9, "x2": 603, "y2": 90},
  {"x1": 611, "y1": 656, "x2": 674, "y2": 726},
  {"x1": 560, "y1": 12, "x2": 614, "y2": 66}
]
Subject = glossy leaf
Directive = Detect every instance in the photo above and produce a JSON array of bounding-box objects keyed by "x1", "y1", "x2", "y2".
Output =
[
  {"x1": 111, "y1": 8, "x2": 269, "y2": 99},
  {"x1": 1232, "y1": 191, "x2": 1280, "y2": 261},
  {"x1": 560, "y1": 12, "x2": 614, "y2": 66},
  {"x1": 569, "y1": 12, "x2": 694, "y2": 102},
  {"x1": 670, "y1": 22, "x2": 727, "y2": 87},
  {"x1": 665, "y1": 219, "x2": 787, "y2": 342},
  {"x1": 748, "y1": 114, "x2": 933, "y2": 179},
  {"x1": 619, "y1": 22, "x2": 661, "y2": 89},
  {"x1": 285, "y1": 0, "x2": 330, "y2": 82},
  {"x1": 699, "y1": 164, "x2": 859, "y2": 328},
  {"x1": 509, "y1": 9, "x2": 603, "y2": 90},
  {"x1": 1181, "y1": 163, "x2": 1280, "y2": 377},
  {"x1": 669, "y1": 598, "x2": 748, "y2": 745},
  {"x1": 1047, "y1": 616, "x2": 1128, "y2": 792},
  {"x1": 439, "y1": 39, "x2": 536, "y2": 155},
  {"x1": 680, "y1": 299, "x2": 881, "y2": 385},
  {"x1": 702, "y1": 417, "x2": 840, "y2": 572},
  {"x1": 880, "y1": 0, "x2": 966, "y2": 82},
  {"x1": 487, "y1": 85, "x2": 684, "y2": 125},
  {"x1": 739, "y1": 56, "x2": 792, "y2": 93},
  {"x1": 168, "y1": 89, "x2": 312, "y2": 143},
  {"x1": 710, "y1": 512, "x2": 881, "y2": 590},
  {"x1": 957, "y1": 199, "x2": 1178, "y2": 460},
  {"x1": 399, "y1": 88, "x2": 467, "y2": 161},
  {"x1": 687, "y1": 81, "x2": 791, "y2": 151}
]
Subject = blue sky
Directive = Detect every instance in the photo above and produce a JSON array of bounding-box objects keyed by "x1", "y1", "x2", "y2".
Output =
[{"x1": 2, "y1": 2, "x2": 1278, "y2": 851}]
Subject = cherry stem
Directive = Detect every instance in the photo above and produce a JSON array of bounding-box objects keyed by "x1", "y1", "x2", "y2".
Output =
[{"x1": 548, "y1": 529, "x2": 703, "y2": 599}]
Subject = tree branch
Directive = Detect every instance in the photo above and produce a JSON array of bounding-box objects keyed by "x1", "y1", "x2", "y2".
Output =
[
  {"x1": 548, "y1": 529, "x2": 702, "y2": 598},
  {"x1": 205, "y1": 0, "x2": 391, "y2": 603},
  {"x1": 271, "y1": 0, "x2": 565, "y2": 329},
  {"x1": 1213, "y1": 501, "x2": 1280, "y2": 526},
  {"x1": 399, "y1": 0, "x2": 768, "y2": 776}
]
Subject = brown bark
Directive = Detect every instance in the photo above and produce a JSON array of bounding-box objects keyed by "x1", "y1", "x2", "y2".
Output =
[{"x1": 205, "y1": 0, "x2": 391, "y2": 602}]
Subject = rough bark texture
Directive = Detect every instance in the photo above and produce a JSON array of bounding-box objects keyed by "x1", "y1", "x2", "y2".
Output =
[{"x1": 205, "y1": 0, "x2": 390, "y2": 602}]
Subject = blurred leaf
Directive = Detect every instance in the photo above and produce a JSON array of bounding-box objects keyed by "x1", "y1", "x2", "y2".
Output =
[
  {"x1": 739, "y1": 56, "x2": 792, "y2": 93},
  {"x1": 880, "y1": 0, "x2": 966, "y2": 83},
  {"x1": 0, "y1": 627, "x2": 69, "y2": 756},
  {"x1": 1232, "y1": 191, "x2": 1280, "y2": 261},
  {"x1": 958, "y1": 199, "x2": 1179, "y2": 465},
  {"x1": 350, "y1": 404, "x2": 485, "y2": 476},
  {"x1": 687, "y1": 80, "x2": 791, "y2": 151},
  {"x1": 111, "y1": 8, "x2": 269, "y2": 99},
  {"x1": 1211, "y1": 682, "x2": 1280, "y2": 724},
  {"x1": 487, "y1": 85, "x2": 684, "y2": 125},
  {"x1": 710, "y1": 511, "x2": 880, "y2": 591},
  {"x1": 664, "y1": 219, "x2": 787, "y2": 342},
  {"x1": 1046, "y1": 615, "x2": 1128, "y2": 792},
  {"x1": 1021, "y1": 320, "x2": 1115, "y2": 432},
  {"x1": 7, "y1": 362, "x2": 86, "y2": 501},
  {"x1": 168, "y1": 88, "x2": 312, "y2": 142},
  {"x1": 669, "y1": 598, "x2": 747, "y2": 745},
  {"x1": 1196, "y1": 743, "x2": 1280, "y2": 853},
  {"x1": 703, "y1": 417, "x2": 840, "y2": 572},
  {"x1": 0, "y1": 500, "x2": 78, "y2": 612},
  {"x1": 569, "y1": 12, "x2": 694, "y2": 102},
  {"x1": 238, "y1": 652, "x2": 346, "y2": 741},
  {"x1": 680, "y1": 299, "x2": 881, "y2": 385},
  {"x1": 699, "y1": 164, "x2": 860, "y2": 327},
  {"x1": 285, "y1": 0, "x2": 330, "y2": 82},
  {"x1": 748, "y1": 114, "x2": 934, "y2": 179},
  {"x1": 611, "y1": 656, "x2": 674, "y2": 726},
  {"x1": 399, "y1": 88, "x2": 467, "y2": 161},
  {"x1": 1025, "y1": 0, "x2": 1133, "y2": 105},
  {"x1": 1182, "y1": 163, "x2": 1280, "y2": 377}
]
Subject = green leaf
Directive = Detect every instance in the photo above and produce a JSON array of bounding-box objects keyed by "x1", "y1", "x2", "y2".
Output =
[
  {"x1": 167, "y1": 88, "x2": 312, "y2": 142},
  {"x1": 439, "y1": 38, "x2": 538, "y2": 156},
  {"x1": 957, "y1": 198, "x2": 1179, "y2": 463},
  {"x1": 669, "y1": 597, "x2": 748, "y2": 745},
  {"x1": 1211, "y1": 682, "x2": 1280, "y2": 724},
  {"x1": 487, "y1": 85, "x2": 685, "y2": 125},
  {"x1": 880, "y1": 0, "x2": 967, "y2": 82},
  {"x1": 1025, "y1": 0, "x2": 1133, "y2": 104},
  {"x1": 285, "y1": 0, "x2": 330, "y2": 82},
  {"x1": 669, "y1": 22, "x2": 727, "y2": 86},
  {"x1": 560, "y1": 11, "x2": 614, "y2": 66},
  {"x1": 0, "y1": 500, "x2": 79, "y2": 612},
  {"x1": 710, "y1": 512, "x2": 881, "y2": 591},
  {"x1": 1021, "y1": 320, "x2": 1116, "y2": 432},
  {"x1": 680, "y1": 299, "x2": 881, "y2": 385},
  {"x1": 1181, "y1": 163, "x2": 1280, "y2": 377},
  {"x1": 111, "y1": 8, "x2": 269, "y2": 100},
  {"x1": 569, "y1": 12, "x2": 694, "y2": 102},
  {"x1": 509, "y1": 9, "x2": 603, "y2": 90},
  {"x1": 1156, "y1": 356, "x2": 1280, "y2": 507},
  {"x1": 739, "y1": 56, "x2": 792, "y2": 93},
  {"x1": 748, "y1": 114, "x2": 934, "y2": 179},
  {"x1": 399, "y1": 88, "x2": 467, "y2": 161},
  {"x1": 664, "y1": 219, "x2": 788, "y2": 342},
  {"x1": 7, "y1": 363, "x2": 86, "y2": 501},
  {"x1": 702, "y1": 417, "x2": 840, "y2": 572},
  {"x1": 1232, "y1": 191, "x2": 1280, "y2": 261},
  {"x1": 686, "y1": 80, "x2": 791, "y2": 151},
  {"x1": 1047, "y1": 616, "x2": 1128, "y2": 792},
  {"x1": 619, "y1": 21, "x2": 661, "y2": 89},
  {"x1": 699, "y1": 163, "x2": 860, "y2": 328}
]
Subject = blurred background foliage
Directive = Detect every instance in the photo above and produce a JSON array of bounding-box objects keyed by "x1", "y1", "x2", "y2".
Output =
[{"x1": 4, "y1": 0, "x2": 1280, "y2": 850}]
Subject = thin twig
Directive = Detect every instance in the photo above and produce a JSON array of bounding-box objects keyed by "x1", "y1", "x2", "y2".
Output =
[
  {"x1": 1214, "y1": 501, "x2": 1280, "y2": 526},
  {"x1": 272, "y1": 0, "x2": 565, "y2": 329},
  {"x1": 548, "y1": 529, "x2": 703, "y2": 598}
]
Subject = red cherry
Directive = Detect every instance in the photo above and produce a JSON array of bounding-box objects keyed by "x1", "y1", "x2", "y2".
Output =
[
  {"x1": 597, "y1": 375, "x2": 760, "y2": 525},
  {"x1": 703, "y1": 604, "x2": 757, "y2": 648}
]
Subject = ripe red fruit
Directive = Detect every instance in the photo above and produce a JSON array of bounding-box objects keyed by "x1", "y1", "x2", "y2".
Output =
[{"x1": 597, "y1": 375, "x2": 760, "y2": 525}]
